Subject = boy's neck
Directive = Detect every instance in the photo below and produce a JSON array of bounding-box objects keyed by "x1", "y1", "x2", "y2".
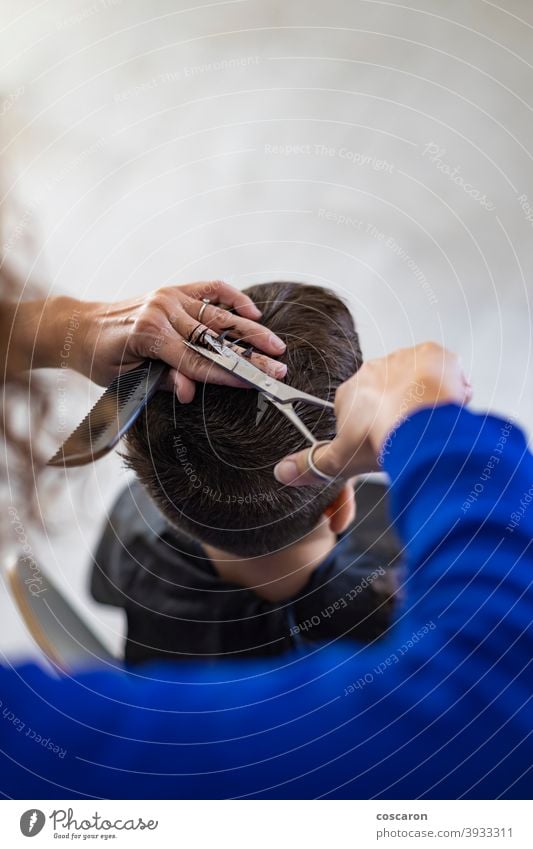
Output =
[{"x1": 202, "y1": 521, "x2": 337, "y2": 602}]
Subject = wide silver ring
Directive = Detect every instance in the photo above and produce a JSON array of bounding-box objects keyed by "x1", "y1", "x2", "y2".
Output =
[
  {"x1": 307, "y1": 440, "x2": 335, "y2": 483},
  {"x1": 198, "y1": 298, "x2": 210, "y2": 322}
]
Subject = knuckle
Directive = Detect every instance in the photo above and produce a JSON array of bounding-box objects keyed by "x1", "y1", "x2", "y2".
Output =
[
  {"x1": 253, "y1": 354, "x2": 281, "y2": 378},
  {"x1": 180, "y1": 294, "x2": 197, "y2": 313},
  {"x1": 152, "y1": 285, "x2": 170, "y2": 301},
  {"x1": 253, "y1": 353, "x2": 269, "y2": 370},
  {"x1": 145, "y1": 290, "x2": 170, "y2": 313},
  {"x1": 132, "y1": 312, "x2": 158, "y2": 337},
  {"x1": 419, "y1": 340, "x2": 440, "y2": 354},
  {"x1": 184, "y1": 282, "x2": 203, "y2": 299},
  {"x1": 212, "y1": 306, "x2": 229, "y2": 323}
]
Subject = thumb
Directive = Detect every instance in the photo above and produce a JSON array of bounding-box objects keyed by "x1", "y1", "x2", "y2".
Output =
[
  {"x1": 273, "y1": 441, "x2": 338, "y2": 487},
  {"x1": 159, "y1": 368, "x2": 197, "y2": 403}
]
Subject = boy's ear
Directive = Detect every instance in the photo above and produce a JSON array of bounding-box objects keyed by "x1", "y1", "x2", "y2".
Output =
[{"x1": 324, "y1": 481, "x2": 356, "y2": 534}]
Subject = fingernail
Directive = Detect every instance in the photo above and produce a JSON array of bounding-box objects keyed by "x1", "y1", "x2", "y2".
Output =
[
  {"x1": 270, "y1": 334, "x2": 286, "y2": 352},
  {"x1": 250, "y1": 305, "x2": 262, "y2": 318},
  {"x1": 274, "y1": 460, "x2": 297, "y2": 483},
  {"x1": 275, "y1": 362, "x2": 287, "y2": 379}
]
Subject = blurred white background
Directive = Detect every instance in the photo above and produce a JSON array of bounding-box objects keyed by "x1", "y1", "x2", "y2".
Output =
[{"x1": 1, "y1": 0, "x2": 532, "y2": 658}]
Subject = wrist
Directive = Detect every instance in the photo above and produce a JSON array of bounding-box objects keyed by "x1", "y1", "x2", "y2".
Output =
[
  {"x1": 6, "y1": 298, "x2": 75, "y2": 372},
  {"x1": 371, "y1": 387, "x2": 462, "y2": 460},
  {"x1": 63, "y1": 296, "x2": 103, "y2": 377},
  {"x1": 37, "y1": 296, "x2": 85, "y2": 371}
]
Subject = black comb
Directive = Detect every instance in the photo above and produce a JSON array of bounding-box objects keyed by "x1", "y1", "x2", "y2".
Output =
[{"x1": 47, "y1": 359, "x2": 168, "y2": 468}]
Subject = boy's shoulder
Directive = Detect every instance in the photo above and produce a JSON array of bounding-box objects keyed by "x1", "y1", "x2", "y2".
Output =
[{"x1": 91, "y1": 480, "x2": 218, "y2": 608}]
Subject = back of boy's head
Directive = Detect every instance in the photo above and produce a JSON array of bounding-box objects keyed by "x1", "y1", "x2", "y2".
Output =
[{"x1": 125, "y1": 281, "x2": 362, "y2": 556}]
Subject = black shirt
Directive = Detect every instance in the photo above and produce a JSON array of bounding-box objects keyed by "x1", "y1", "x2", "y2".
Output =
[{"x1": 91, "y1": 479, "x2": 403, "y2": 664}]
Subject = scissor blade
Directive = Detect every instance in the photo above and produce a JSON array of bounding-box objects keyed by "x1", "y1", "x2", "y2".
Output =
[
  {"x1": 267, "y1": 396, "x2": 318, "y2": 445},
  {"x1": 256, "y1": 392, "x2": 269, "y2": 425},
  {"x1": 184, "y1": 338, "x2": 275, "y2": 388},
  {"x1": 184, "y1": 339, "x2": 334, "y2": 410}
]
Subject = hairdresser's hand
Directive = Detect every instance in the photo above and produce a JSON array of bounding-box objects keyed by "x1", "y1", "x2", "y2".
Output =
[
  {"x1": 67, "y1": 281, "x2": 287, "y2": 402},
  {"x1": 274, "y1": 342, "x2": 473, "y2": 486}
]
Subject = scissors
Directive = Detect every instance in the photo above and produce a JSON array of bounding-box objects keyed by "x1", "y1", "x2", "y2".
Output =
[
  {"x1": 184, "y1": 330, "x2": 335, "y2": 446},
  {"x1": 48, "y1": 329, "x2": 336, "y2": 471}
]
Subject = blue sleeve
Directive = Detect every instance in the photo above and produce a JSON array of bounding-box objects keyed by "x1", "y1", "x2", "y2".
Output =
[{"x1": 1, "y1": 405, "x2": 532, "y2": 799}]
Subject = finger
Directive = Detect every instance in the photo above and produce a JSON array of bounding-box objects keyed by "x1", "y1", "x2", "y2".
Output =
[
  {"x1": 196, "y1": 332, "x2": 289, "y2": 382},
  {"x1": 182, "y1": 296, "x2": 286, "y2": 356},
  {"x1": 182, "y1": 280, "x2": 264, "y2": 321},
  {"x1": 274, "y1": 441, "x2": 341, "y2": 487},
  {"x1": 157, "y1": 352, "x2": 241, "y2": 393},
  {"x1": 459, "y1": 363, "x2": 473, "y2": 404},
  {"x1": 159, "y1": 368, "x2": 196, "y2": 403},
  {"x1": 178, "y1": 339, "x2": 287, "y2": 385},
  {"x1": 155, "y1": 315, "x2": 287, "y2": 384},
  {"x1": 463, "y1": 381, "x2": 473, "y2": 405},
  {"x1": 158, "y1": 327, "x2": 287, "y2": 387}
]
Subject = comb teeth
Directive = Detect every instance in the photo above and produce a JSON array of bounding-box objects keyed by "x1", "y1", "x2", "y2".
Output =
[
  {"x1": 47, "y1": 360, "x2": 167, "y2": 467},
  {"x1": 60, "y1": 368, "x2": 149, "y2": 442}
]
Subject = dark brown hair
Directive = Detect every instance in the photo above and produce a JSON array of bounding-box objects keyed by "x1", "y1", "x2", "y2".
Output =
[{"x1": 125, "y1": 282, "x2": 362, "y2": 556}]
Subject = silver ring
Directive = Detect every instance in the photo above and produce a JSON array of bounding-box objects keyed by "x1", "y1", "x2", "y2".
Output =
[
  {"x1": 198, "y1": 298, "x2": 210, "y2": 322},
  {"x1": 307, "y1": 440, "x2": 335, "y2": 483}
]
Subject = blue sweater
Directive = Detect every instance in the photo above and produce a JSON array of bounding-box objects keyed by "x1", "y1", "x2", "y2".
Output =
[{"x1": 1, "y1": 405, "x2": 531, "y2": 799}]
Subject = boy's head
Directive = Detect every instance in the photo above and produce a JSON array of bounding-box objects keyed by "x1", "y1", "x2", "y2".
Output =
[{"x1": 125, "y1": 281, "x2": 362, "y2": 556}]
